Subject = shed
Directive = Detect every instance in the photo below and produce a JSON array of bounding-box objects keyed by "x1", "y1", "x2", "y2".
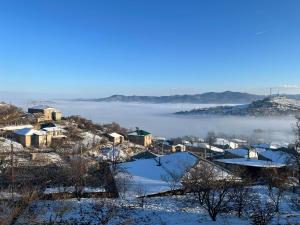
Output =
[{"x1": 107, "y1": 132, "x2": 124, "y2": 145}]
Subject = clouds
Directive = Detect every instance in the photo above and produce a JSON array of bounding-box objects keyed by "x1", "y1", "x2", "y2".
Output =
[
  {"x1": 255, "y1": 30, "x2": 268, "y2": 36},
  {"x1": 283, "y1": 84, "x2": 300, "y2": 89}
]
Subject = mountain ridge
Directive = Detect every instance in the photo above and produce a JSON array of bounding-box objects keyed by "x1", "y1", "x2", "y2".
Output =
[{"x1": 78, "y1": 91, "x2": 266, "y2": 104}]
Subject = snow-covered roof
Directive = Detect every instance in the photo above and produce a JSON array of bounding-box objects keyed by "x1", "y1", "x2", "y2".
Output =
[
  {"x1": 214, "y1": 138, "x2": 238, "y2": 148},
  {"x1": 226, "y1": 148, "x2": 252, "y2": 157},
  {"x1": 252, "y1": 142, "x2": 290, "y2": 150},
  {"x1": 117, "y1": 152, "x2": 198, "y2": 196},
  {"x1": 173, "y1": 144, "x2": 185, "y2": 148},
  {"x1": 108, "y1": 132, "x2": 124, "y2": 138},
  {"x1": 33, "y1": 130, "x2": 47, "y2": 135},
  {"x1": 0, "y1": 124, "x2": 33, "y2": 131},
  {"x1": 15, "y1": 128, "x2": 46, "y2": 136},
  {"x1": 252, "y1": 143, "x2": 271, "y2": 149},
  {"x1": 215, "y1": 158, "x2": 286, "y2": 168},
  {"x1": 42, "y1": 127, "x2": 63, "y2": 132},
  {"x1": 197, "y1": 142, "x2": 224, "y2": 153},
  {"x1": 15, "y1": 128, "x2": 35, "y2": 136},
  {"x1": 190, "y1": 158, "x2": 237, "y2": 180},
  {"x1": 259, "y1": 150, "x2": 292, "y2": 164},
  {"x1": 29, "y1": 105, "x2": 52, "y2": 110},
  {"x1": 231, "y1": 138, "x2": 247, "y2": 143}
]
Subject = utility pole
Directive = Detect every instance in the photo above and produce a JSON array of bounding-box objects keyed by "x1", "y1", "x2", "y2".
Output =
[
  {"x1": 157, "y1": 143, "x2": 162, "y2": 166},
  {"x1": 10, "y1": 142, "x2": 15, "y2": 201},
  {"x1": 112, "y1": 143, "x2": 115, "y2": 163},
  {"x1": 112, "y1": 143, "x2": 117, "y2": 172}
]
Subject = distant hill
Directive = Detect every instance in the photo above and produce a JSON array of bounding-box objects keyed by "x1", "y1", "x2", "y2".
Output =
[
  {"x1": 175, "y1": 96, "x2": 300, "y2": 117},
  {"x1": 288, "y1": 94, "x2": 300, "y2": 100},
  {"x1": 82, "y1": 91, "x2": 265, "y2": 104}
]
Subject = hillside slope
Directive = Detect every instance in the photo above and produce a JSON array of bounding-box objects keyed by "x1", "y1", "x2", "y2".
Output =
[{"x1": 175, "y1": 96, "x2": 300, "y2": 116}]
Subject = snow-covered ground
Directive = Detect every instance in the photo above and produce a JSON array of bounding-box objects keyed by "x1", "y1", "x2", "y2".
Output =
[
  {"x1": 44, "y1": 187, "x2": 106, "y2": 195},
  {"x1": 31, "y1": 152, "x2": 64, "y2": 165},
  {"x1": 0, "y1": 137, "x2": 24, "y2": 153},
  {"x1": 15, "y1": 186, "x2": 300, "y2": 225},
  {"x1": 80, "y1": 132, "x2": 102, "y2": 147},
  {"x1": 100, "y1": 147, "x2": 128, "y2": 161}
]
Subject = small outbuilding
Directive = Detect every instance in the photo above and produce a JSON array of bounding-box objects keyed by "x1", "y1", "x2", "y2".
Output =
[
  {"x1": 171, "y1": 144, "x2": 186, "y2": 152},
  {"x1": 107, "y1": 132, "x2": 124, "y2": 145}
]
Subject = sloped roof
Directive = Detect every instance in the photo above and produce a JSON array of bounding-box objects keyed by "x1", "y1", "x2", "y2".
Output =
[
  {"x1": 215, "y1": 158, "x2": 286, "y2": 168},
  {"x1": 29, "y1": 105, "x2": 52, "y2": 110},
  {"x1": 259, "y1": 150, "x2": 291, "y2": 164},
  {"x1": 128, "y1": 129, "x2": 151, "y2": 136},
  {"x1": 108, "y1": 132, "x2": 124, "y2": 138},
  {"x1": 42, "y1": 127, "x2": 63, "y2": 132},
  {"x1": 40, "y1": 122, "x2": 56, "y2": 129},
  {"x1": 118, "y1": 152, "x2": 198, "y2": 196},
  {"x1": 33, "y1": 130, "x2": 47, "y2": 136},
  {"x1": 225, "y1": 148, "x2": 255, "y2": 158},
  {"x1": 131, "y1": 151, "x2": 158, "y2": 160},
  {"x1": 15, "y1": 128, "x2": 34, "y2": 136},
  {"x1": 15, "y1": 128, "x2": 46, "y2": 136}
]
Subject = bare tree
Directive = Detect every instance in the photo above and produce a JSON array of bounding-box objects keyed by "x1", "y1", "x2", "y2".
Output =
[
  {"x1": 134, "y1": 184, "x2": 147, "y2": 208},
  {"x1": 183, "y1": 162, "x2": 236, "y2": 221},
  {"x1": 260, "y1": 168, "x2": 288, "y2": 224},
  {"x1": 161, "y1": 170, "x2": 182, "y2": 192},
  {"x1": 291, "y1": 115, "x2": 300, "y2": 184},
  {"x1": 114, "y1": 166, "x2": 133, "y2": 200},
  {"x1": 229, "y1": 180, "x2": 255, "y2": 218},
  {"x1": 89, "y1": 199, "x2": 118, "y2": 225},
  {"x1": 68, "y1": 157, "x2": 89, "y2": 200},
  {"x1": 250, "y1": 197, "x2": 275, "y2": 225},
  {"x1": 46, "y1": 201, "x2": 72, "y2": 224}
]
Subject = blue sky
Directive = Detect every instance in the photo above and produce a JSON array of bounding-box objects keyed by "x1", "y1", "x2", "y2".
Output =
[{"x1": 0, "y1": 0, "x2": 300, "y2": 98}]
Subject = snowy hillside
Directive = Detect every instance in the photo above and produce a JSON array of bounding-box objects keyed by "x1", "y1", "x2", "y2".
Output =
[{"x1": 176, "y1": 96, "x2": 300, "y2": 116}]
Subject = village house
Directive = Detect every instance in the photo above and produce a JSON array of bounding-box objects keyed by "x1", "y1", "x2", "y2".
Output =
[
  {"x1": 14, "y1": 128, "x2": 51, "y2": 148},
  {"x1": 214, "y1": 138, "x2": 239, "y2": 149},
  {"x1": 28, "y1": 105, "x2": 62, "y2": 122},
  {"x1": 128, "y1": 128, "x2": 152, "y2": 147},
  {"x1": 107, "y1": 132, "x2": 124, "y2": 145},
  {"x1": 171, "y1": 144, "x2": 186, "y2": 153}
]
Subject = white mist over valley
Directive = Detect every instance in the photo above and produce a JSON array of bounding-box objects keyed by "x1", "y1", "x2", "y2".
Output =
[{"x1": 3, "y1": 96, "x2": 296, "y2": 143}]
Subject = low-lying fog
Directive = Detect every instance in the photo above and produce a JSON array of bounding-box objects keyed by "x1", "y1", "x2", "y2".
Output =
[{"x1": 4, "y1": 97, "x2": 296, "y2": 143}]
